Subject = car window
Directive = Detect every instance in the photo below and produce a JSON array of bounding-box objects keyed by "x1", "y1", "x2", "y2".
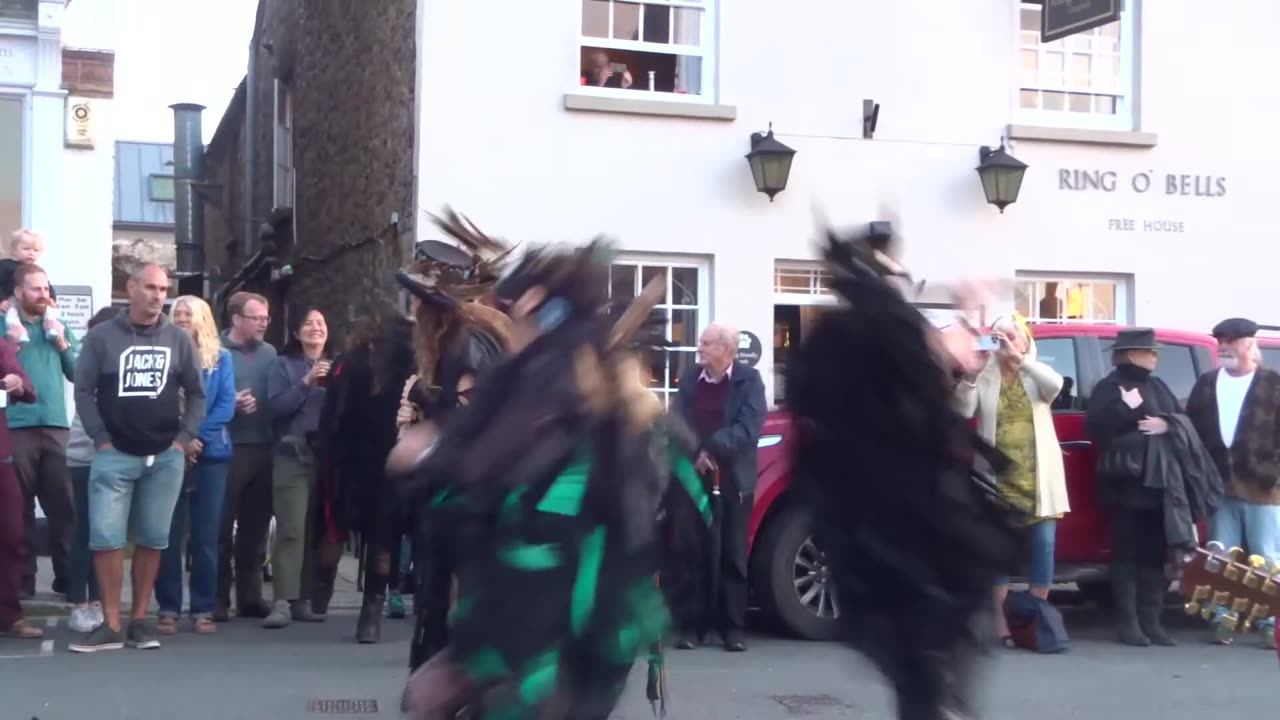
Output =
[
  {"x1": 1262, "y1": 346, "x2": 1280, "y2": 370},
  {"x1": 1036, "y1": 337, "x2": 1081, "y2": 411},
  {"x1": 1156, "y1": 343, "x2": 1199, "y2": 405}
]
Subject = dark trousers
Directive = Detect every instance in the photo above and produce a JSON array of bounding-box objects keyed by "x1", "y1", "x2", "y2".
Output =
[
  {"x1": 217, "y1": 444, "x2": 274, "y2": 608},
  {"x1": 1111, "y1": 507, "x2": 1166, "y2": 569},
  {"x1": 409, "y1": 520, "x2": 454, "y2": 671},
  {"x1": 13, "y1": 427, "x2": 72, "y2": 590},
  {"x1": 158, "y1": 461, "x2": 230, "y2": 617},
  {"x1": 0, "y1": 463, "x2": 24, "y2": 627},
  {"x1": 684, "y1": 475, "x2": 752, "y2": 640},
  {"x1": 66, "y1": 465, "x2": 99, "y2": 604}
]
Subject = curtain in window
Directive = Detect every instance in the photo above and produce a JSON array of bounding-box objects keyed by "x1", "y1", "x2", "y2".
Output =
[{"x1": 674, "y1": 12, "x2": 701, "y2": 95}]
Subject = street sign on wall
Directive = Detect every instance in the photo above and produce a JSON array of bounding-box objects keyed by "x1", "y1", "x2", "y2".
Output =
[
  {"x1": 1039, "y1": 0, "x2": 1122, "y2": 43},
  {"x1": 53, "y1": 285, "x2": 94, "y2": 341}
]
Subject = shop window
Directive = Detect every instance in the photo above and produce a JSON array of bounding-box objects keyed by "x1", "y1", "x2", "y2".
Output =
[
  {"x1": 0, "y1": 0, "x2": 36, "y2": 23},
  {"x1": 273, "y1": 79, "x2": 294, "y2": 210},
  {"x1": 1014, "y1": 275, "x2": 1129, "y2": 325},
  {"x1": 607, "y1": 257, "x2": 709, "y2": 410},
  {"x1": 579, "y1": 0, "x2": 717, "y2": 99},
  {"x1": 148, "y1": 174, "x2": 175, "y2": 203},
  {"x1": 0, "y1": 95, "x2": 22, "y2": 233},
  {"x1": 1016, "y1": 1, "x2": 1137, "y2": 131}
]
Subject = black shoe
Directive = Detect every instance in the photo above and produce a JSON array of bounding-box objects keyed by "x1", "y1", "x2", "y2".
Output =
[
  {"x1": 723, "y1": 631, "x2": 747, "y2": 652},
  {"x1": 1111, "y1": 564, "x2": 1151, "y2": 647},
  {"x1": 213, "y1": 601, "x2": 230, "y2": 623},
  {"x1": 126, "y1": 619, "x2": 161, "y2": 650},
  {"x1": 68, "y1": 623, "x2": 126, "y2": 654},
  {"x1": 51, "y1": 577, "x2": 67, "y2": 596},
  {"x1": 357, "y1": 595, "x2": 384, "y2": 644},
  {"x1": 1137, "y1": 567, "x2": 1176, "y2": 647},
  {"x1": 674, "y1": 635, "x2": 698, "y2": 650},
  {"x1": 237, "y1": 600, "x2": 273, "y2": 619}
]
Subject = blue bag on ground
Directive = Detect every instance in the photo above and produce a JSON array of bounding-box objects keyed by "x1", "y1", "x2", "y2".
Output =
[{"x1": 1004, "y1": 590, "x2": 1069, "y2": 653}]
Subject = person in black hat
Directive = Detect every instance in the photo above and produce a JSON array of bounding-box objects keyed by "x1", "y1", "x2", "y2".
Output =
[
  {"x1": 1186, "y1": 317, "x2": 1280, "y2": 648},
  {"x1": 1085, "y1": 328, "x2": 1221, "y2": 646}
]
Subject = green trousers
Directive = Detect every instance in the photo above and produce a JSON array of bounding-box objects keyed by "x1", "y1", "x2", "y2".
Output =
[{"x1": 271, "y1": 452, "x2": 316, "y2": 602}]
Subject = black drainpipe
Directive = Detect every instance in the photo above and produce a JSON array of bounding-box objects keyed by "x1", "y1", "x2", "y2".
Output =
[
  {"x1": 243, "y1": 42, "x2": 257, "y2": 265},
  {"x1": 170, "y1": 102, "x2": 206, "y2": 298}
]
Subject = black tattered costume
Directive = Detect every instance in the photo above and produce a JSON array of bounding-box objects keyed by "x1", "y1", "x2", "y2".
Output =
[
  {"x1": 784, "y1": 223, "x2": 1026, "y2": 720},
  {"x1": 396, "y1": 238, "x2": 710, "y2": 720}
]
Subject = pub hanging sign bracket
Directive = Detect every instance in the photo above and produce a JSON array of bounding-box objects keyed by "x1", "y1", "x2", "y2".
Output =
[{"x1": 1034, "y1": 0, "x2": 1124, "y2": 44}]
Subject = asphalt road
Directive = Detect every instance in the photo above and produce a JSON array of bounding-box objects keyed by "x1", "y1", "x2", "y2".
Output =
[{"x1": 1, "y1": 606, "x2": 1275, "y2": 720}]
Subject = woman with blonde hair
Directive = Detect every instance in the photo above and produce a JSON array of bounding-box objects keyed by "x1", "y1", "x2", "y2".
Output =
[
  {"x1": 955, "y1": 313, "x2": 1069, "y2": 647},
  {"x1": 155, "y1": 296, "x2": 237, "y2": 635}
]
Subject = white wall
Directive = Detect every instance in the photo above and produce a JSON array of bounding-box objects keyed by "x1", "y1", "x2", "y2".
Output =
[
  {"x1": 415, "y1": 0, "x2": 1280, "y2": 399},
  {"x1": 56, "y1": 0, "x2": 116, "y2": 327}
]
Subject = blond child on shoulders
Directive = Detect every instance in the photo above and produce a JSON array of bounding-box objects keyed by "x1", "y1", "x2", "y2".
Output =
[{"x1": 0, "y1": 229, "x2": 60, "y2": 344}]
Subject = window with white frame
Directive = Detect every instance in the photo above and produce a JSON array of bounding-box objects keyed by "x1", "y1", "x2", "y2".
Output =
[
  {"x1": 1016, "y1": 1, "x2": 1135, "y2": 131},
  {"x1": 0, "y1": 0, "x2": 36, "y2": 23},
  {"x1": 607, "y1": 257, "x2": 709, "y2": 409},
  {"x1": 1014, "y1": 274, "x2": 1130, "y2": 325},
  {"x1": 773, "y1": 262, "x2": 834, "y2": 300},
  {"x1": 272, "y1": 79, "x2": 294, "y2": 209},
  {"x1": 579, "y1": 0, "x2": 717, "y2": 100}
]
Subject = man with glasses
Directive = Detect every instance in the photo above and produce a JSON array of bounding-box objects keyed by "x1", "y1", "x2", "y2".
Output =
[{"x1": 214, "y1": 292, "x2": 277, "y2": 621}]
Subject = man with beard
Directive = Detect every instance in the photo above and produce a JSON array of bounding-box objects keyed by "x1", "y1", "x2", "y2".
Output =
[
  {"x1": 1186, "y1": 317, "x2": 1280, "y2": 649},
  {"x1": 393, "y1": 239, "x2": 680, "y2": 720},
  {"x1": 7, "y1": 263, "x2": 77, "y2": 599}
]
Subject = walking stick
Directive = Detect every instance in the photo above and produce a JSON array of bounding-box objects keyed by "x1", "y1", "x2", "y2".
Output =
[
  {"x1": 707, "y1": 466, "x2": 723, "y2": 635},
  {"x1": 646, "y1": 575, "x2": 668, "y2": 717}
]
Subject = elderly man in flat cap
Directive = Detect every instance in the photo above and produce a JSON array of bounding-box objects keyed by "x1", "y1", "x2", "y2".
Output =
[{"x1": 1186, "y1": 317, "x2": 1280, "y2": 648}]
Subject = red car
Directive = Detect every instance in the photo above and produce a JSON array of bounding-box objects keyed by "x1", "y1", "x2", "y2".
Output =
[{"x1": 748, "y1": 323, "x2": 1256, "y2": 640}]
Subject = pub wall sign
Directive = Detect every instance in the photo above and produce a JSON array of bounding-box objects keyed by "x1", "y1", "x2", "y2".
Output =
[
  {"x1": 1058, "y1": 169, "x2": 1226, "y2": 197},
  {"x1": 1038, "y1": 0, "x2": 1123, "y2": 43}
]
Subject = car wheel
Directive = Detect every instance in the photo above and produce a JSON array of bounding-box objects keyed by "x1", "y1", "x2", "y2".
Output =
[{"x1": 753, "y1": 504, "x2": 839, "y2": 640}]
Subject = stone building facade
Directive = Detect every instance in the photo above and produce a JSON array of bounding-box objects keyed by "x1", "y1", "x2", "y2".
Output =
[{"x1": 202, "y1": 0, "x2": 416, "y2": 343}]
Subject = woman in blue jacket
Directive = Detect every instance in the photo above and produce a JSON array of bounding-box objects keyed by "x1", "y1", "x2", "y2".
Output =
[{"x1": 156, "y1": 296, "x2": 236, "y2": 635}]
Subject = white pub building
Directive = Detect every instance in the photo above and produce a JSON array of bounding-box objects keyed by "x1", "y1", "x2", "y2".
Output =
[{"x1": 412, "y1": 0, "x2": 1277, "y2": 406}]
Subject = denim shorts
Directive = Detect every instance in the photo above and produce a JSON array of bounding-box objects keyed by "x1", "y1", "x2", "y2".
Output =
[
  {"x1": 88, "y1": 446, "x2": 186, "y2": 551},
  {"x1": 995, "y1": 518, "x2": 1057, "y2": 588}
]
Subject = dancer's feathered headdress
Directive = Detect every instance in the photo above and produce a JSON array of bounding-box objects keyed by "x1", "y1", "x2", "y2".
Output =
[{"x1": 395, "y1": 206, "x2": 514, "y2": 309}]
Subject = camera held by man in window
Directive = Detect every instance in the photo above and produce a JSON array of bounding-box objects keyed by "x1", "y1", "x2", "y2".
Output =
[{"x1": 586, "y1": 50, "x2": 633, "y2": 89}]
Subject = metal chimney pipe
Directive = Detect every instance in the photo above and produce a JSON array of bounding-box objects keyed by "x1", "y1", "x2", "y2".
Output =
[{"x1": 170, "y1": 102, "x2": 206, "y2": 279}]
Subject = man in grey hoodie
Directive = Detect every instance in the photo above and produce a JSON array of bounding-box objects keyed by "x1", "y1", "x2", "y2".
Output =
[
  {"x1": 215, "y1": 291, "x2": 278, "y2": 621},
  {"x1": 67, "y1": 264, "x2": 205, "y2": 653}
]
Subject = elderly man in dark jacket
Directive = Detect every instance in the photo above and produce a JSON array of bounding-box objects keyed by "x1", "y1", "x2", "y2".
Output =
[
  {"x1": 1186, "y1": 317, "x2": 1280, "y2": 648},
  {"x1": 675, "y1": 322, "x2": 767, "y2": 652}
]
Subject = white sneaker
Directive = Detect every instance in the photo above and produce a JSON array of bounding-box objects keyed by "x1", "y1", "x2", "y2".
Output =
[
  {"x1": 91, "y1": 602, "x2": 105, "y2": 627},
  {"x1": 69, "y1": 606, "x2": 97, "y2": 633}
]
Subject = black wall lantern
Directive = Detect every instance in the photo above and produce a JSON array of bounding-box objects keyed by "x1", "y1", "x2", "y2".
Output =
[
  {"x1": 746, "y1": 123, "x2": 796, "y2": 201},
  {"x1": 975, "y1": 143, "x2": 1028, "y2": 213}
]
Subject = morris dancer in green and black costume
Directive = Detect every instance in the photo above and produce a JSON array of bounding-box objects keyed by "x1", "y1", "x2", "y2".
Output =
[{"x1": 390, "y1": 238, "x2": 710, "y2": 720}]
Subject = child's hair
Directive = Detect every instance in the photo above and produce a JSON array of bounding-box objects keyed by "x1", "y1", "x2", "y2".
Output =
[{"x1": 8, "y1": 229, "x2": 44, "y2": 256}]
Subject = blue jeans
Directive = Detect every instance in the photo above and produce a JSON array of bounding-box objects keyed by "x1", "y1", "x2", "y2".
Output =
[
  {"x1": 996, "y1": 518, "x2": 1057, "y2": 588},
  {"x1": 1210, "y1": 497, "x2": 1280, "y2": 632},
  {"x1": 156, "y1": 461, "x2": 229, "y2": 618},
  {"x1": 66, "y1": 466, "x2": 100, "y2": 604},
  {"x1": 88, "y1": 447, "x2": 186, "y2": 551},
  {"x1": 1210, "y1": 497, "x2": 1280, "y2": 564}
]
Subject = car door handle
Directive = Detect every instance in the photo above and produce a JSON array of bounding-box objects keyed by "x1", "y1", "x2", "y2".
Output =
[{"x1": 1059, "y1": 440, "x2": 1092, "y2": 456}]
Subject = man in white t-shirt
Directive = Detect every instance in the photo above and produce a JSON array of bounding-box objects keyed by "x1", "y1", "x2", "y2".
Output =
[{"x1": 1186, "y1": 317, "x2": 1280, "y2": 649}]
